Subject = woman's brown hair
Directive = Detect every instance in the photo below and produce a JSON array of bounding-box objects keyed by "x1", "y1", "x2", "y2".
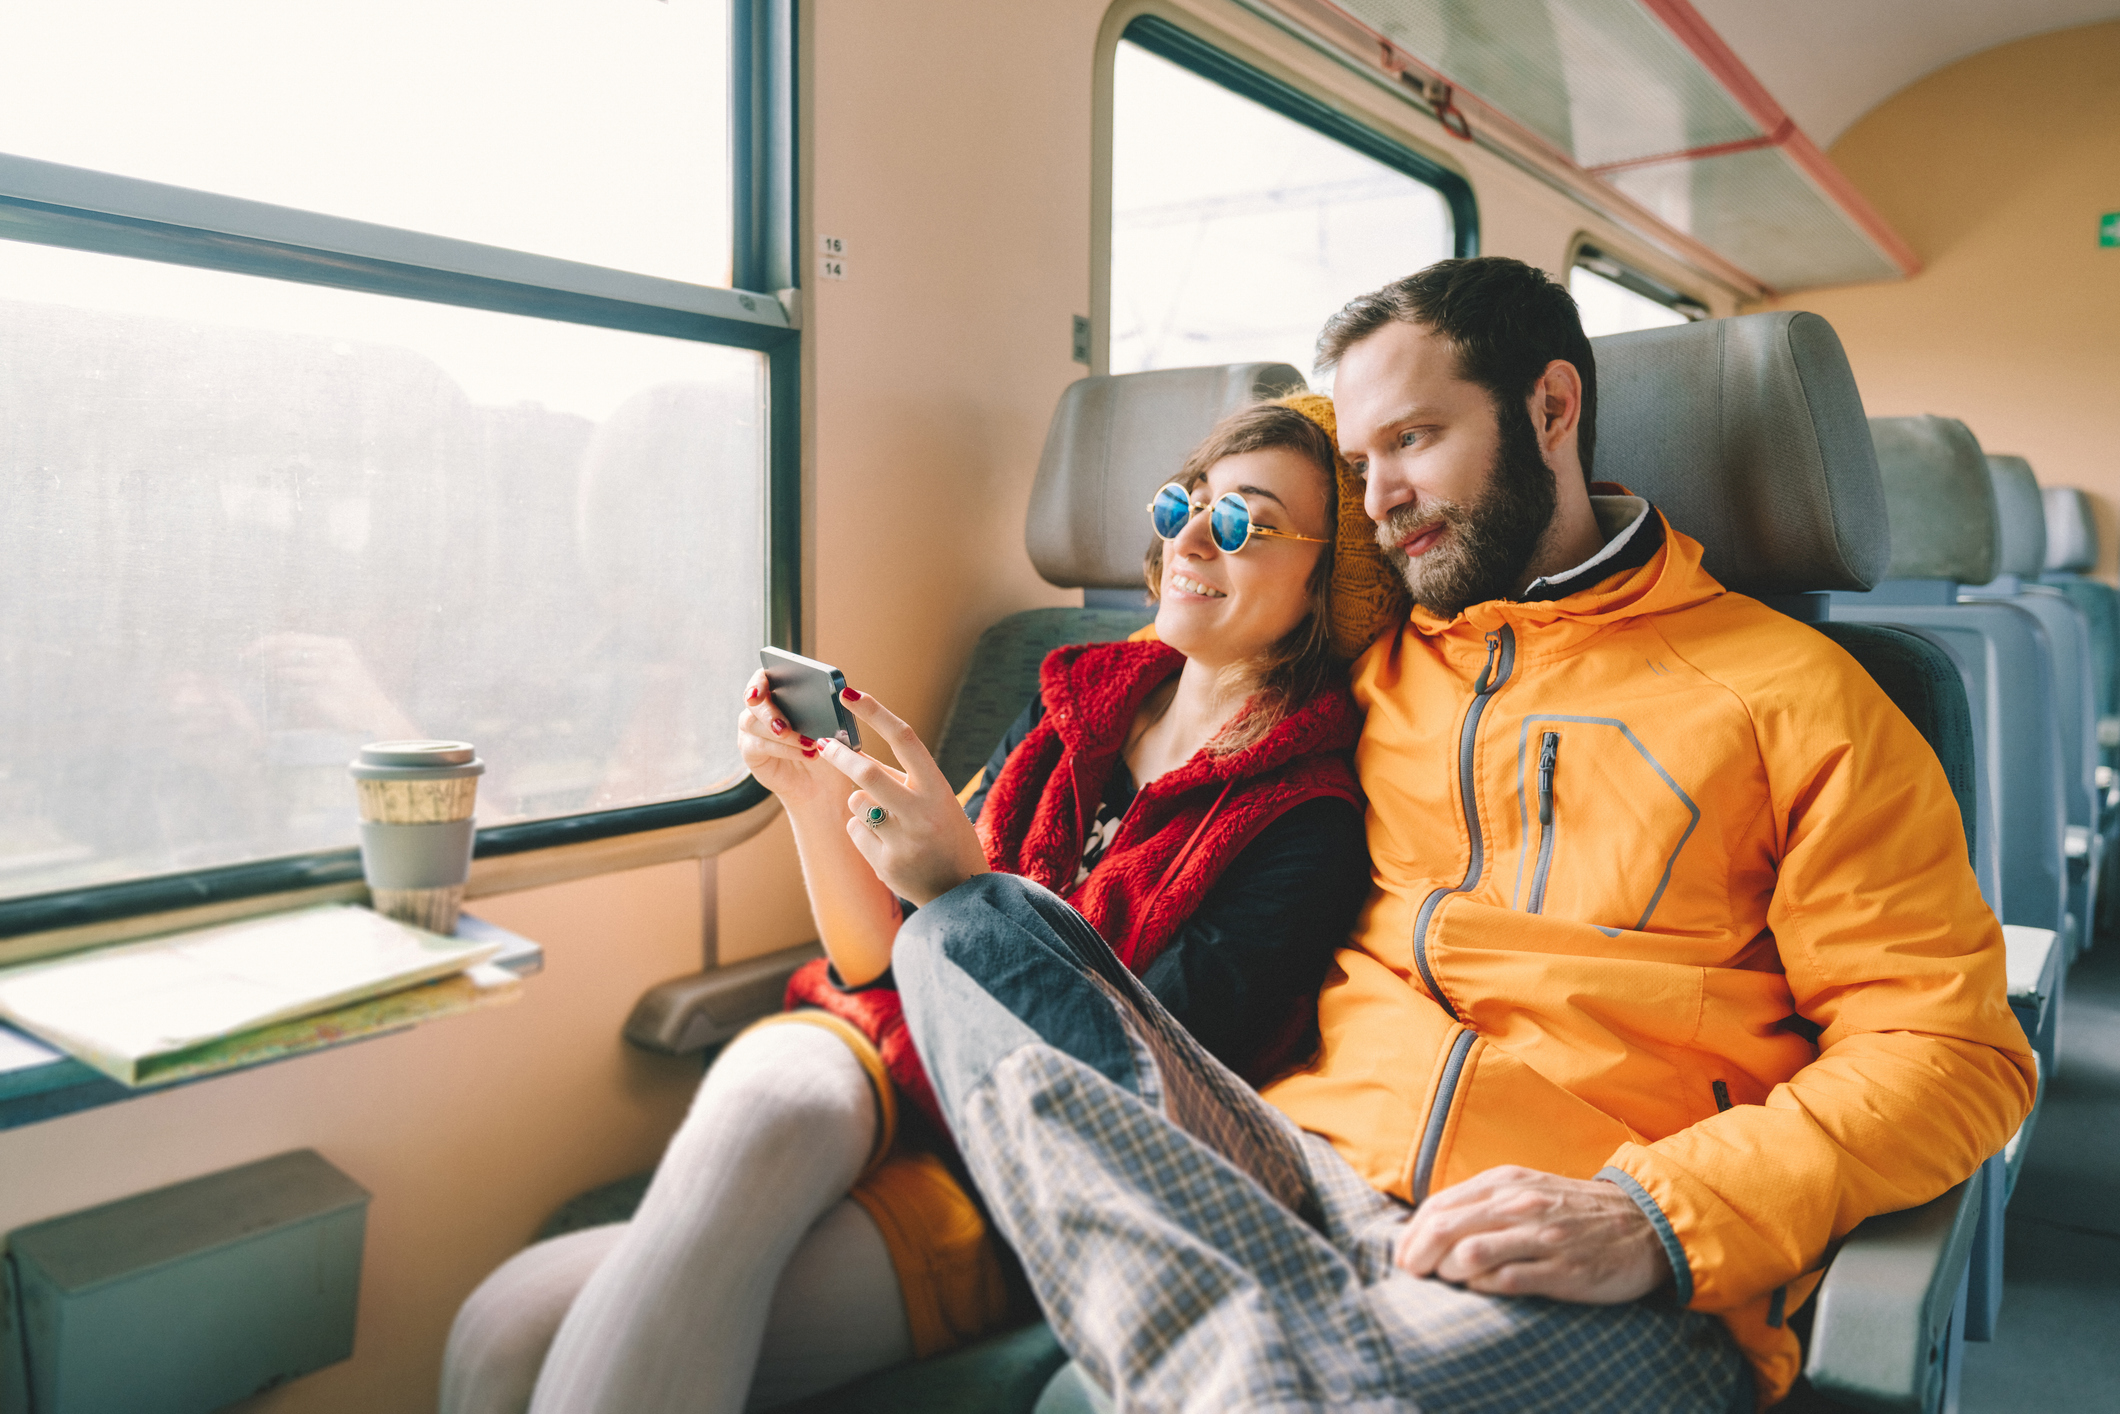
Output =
[{"x1": 1143, "y1": 402, "x2": 1340, "y2": 753}]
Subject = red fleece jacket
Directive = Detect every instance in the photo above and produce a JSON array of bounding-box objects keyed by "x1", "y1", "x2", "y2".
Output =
[{"x1": 786, "y1": 639, "x2": 1361, "y2": 1130}]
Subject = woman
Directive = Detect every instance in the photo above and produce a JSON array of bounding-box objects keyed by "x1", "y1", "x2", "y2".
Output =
[{"x1": 441, "y1": 393, "x2": 1404, "y2": 1414}]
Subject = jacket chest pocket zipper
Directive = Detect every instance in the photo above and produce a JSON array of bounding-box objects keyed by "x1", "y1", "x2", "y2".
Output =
[{"x1": 1527, "y1": 731, "x2": 1560, "y2": 914}]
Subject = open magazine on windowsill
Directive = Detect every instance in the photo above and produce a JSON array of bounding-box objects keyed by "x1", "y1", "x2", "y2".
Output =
[{"x1": 0, "y1": 904, "x2": 523, "y2": 1089}]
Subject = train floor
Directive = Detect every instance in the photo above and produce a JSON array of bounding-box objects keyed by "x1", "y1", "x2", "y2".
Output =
[{"x1": 1960, "y1": 934, "x2": 2120, "y2": 1410}]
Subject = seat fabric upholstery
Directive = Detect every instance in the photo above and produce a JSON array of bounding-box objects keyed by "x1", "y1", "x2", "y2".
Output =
[
  {"x1": 1868, "y1": 416, "x2": 2000, "y2": 584},
  {"x1": 2042, "y1": 486, "x2": 2099, "y2": 574},
  {"x1": 1984, "y1": 456, "x2": 2047, "y2": 579},
  {"x1": 1813, "y1": 623, "x2": 1977, "y2": 864},
  {"x1": 933, "y1": 606, "x2": 1155, "y2": 789}
]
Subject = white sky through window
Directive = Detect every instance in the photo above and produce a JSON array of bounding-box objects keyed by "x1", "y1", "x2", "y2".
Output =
[
  {"x1": 1110, "y1": 42, "x2": 1454, "y2": 385},
  {"x1": 0, "y1": 0, "x2": 732, "y2": 286}
]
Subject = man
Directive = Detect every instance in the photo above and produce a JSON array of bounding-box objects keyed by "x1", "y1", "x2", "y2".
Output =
[{"x1": 876, "y1": 257, "x2": 2035, "y2": 1411}]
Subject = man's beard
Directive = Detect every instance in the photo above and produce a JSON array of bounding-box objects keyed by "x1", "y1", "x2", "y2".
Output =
[{"x1": 1375, "y1": 403, "x2": 1559, "y2": 619}]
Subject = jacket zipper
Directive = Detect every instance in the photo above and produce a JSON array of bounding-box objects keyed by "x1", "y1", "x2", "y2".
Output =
[
  {"x1": 1411, "y1": 626, "x2": 1516, "y2": 1019},
  {"x1": 1411, "y1": 1028, "x2": 1478, "y2": 1204},
  {"x1": 1527, "y1": 731, "x2": 1560, "y2": 913}
]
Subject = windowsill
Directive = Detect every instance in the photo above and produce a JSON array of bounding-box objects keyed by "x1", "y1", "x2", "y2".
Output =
[
  {"x1": 1, "y1": 791, "x2": 781, "y2": 973},
  {"x1": 0, "y1": 912, "x2": 543, "y2": 1134}
]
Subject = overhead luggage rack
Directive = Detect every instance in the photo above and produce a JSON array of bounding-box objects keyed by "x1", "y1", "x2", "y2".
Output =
[{"x1": 1241, "y1": 0, "x2": 1920, "y2": 294}]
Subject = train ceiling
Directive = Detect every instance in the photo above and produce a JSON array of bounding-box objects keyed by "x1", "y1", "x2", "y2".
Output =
[{"x1": 1256, "y1": 0, "x2": 2120, "y2": 296}]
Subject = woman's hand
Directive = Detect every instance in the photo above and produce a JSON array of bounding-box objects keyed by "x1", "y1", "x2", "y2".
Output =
[
  {"x1": 736, "y1": 669, "x2": 843, "y2": 808},
  {"x1": 815, "y1": 688, "x2": 990, "y2": 907}
]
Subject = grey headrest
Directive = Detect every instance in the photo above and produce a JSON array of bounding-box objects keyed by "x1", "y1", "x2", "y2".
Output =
[
  {"x1": 2043, "y1": 486, "x2": 2099, "y2": 573},
  {"x1": 1867, "y1": 417, "x2": 1998, "y2": 584},
  {"x1": 1026, "y1": 363, "x2": 1305, "y2": 588},
  {"x1": 1984, "y1": 455, "x2": 2046, "y2": 578},
  {"x1": 1591, "y1": 311, "x2": 1886, "y2": 594}
]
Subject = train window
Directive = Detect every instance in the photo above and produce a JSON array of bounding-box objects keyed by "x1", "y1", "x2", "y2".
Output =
[
  {"x1": 0, "y1": 0, "x2": 795, "y2": 925},
  {"x1": 1110, "y1": 18, "x2": 1474, "y2": 380},
  {"x1": 2, "y1": 1, "x2": 733, "y2": 286},
  {"x1": 1569, "y1": 245, "x2": 1709, "y2": 337}
]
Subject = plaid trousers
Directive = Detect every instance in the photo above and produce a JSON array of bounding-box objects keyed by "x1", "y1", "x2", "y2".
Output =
[{"x1": 894, "y1": 874, "x2": 1749, "y2": 1414}]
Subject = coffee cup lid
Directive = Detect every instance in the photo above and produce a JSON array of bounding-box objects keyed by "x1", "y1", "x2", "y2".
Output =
[{"x1": 350, "y1": 740, "x2": 486, "y2": 780}]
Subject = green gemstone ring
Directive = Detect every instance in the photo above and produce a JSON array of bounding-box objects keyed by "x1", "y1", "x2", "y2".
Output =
[{"x1": 862, "y1": 805, "x2": 888, "y2": 830}]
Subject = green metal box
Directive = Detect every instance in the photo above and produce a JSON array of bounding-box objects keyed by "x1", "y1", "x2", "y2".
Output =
[{"x1": 3, "y1": 1149, "x2": 368, "y2": 1414}]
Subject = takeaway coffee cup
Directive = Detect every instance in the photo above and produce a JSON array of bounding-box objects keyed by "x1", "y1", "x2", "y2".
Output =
[{"x1": 349, "y1": 741, "x2": 485, "y2": 934}]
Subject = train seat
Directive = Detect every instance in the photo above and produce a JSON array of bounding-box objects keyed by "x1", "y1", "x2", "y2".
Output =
[
  {"x1": 2039, "y1": 485, "x2": 2120, "y2": 762},
  {"x1": 1961, "y1": 455, "x2": 2103, "y2": 957},
  {"x1": 1830, "y1": 418, "x2": 2071, "y2": 979},
  {"x1": 2040, "y1": 483, "x2": 2120, "y2": 938},
  {"x1": 1596, "y1": 312, "x2": 2001, "y2": 1406}
]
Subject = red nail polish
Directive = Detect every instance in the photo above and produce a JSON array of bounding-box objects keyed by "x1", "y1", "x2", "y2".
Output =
[
  {"x1": 803, "y1": 748, "x2": 818, "y2": 758},
  {"x1": 771, "y1": 718, "x2": 786, "y2": 734},
  {"x1": 798, "y1": 735, "x2": 815, "y2": 748},
  {"x1": 746, "y1": 687, "x2": 760, "y2": 702},
  {"x1": 842, "y1": 688, "x2": 863, "y2": 701}
]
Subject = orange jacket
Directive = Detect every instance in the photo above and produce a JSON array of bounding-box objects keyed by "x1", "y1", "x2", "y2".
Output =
[{"x1": 1262, "y1": 502, "x2": 2036, "y2": 1403}]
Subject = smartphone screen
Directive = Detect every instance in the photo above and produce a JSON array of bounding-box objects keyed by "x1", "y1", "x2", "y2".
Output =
[{"x1": 758, "y1": 648, "x2": 862, "y2": 750}]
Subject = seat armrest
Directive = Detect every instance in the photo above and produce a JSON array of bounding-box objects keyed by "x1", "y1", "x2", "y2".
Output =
[
  {"x1": 1805, "y1": 1170, "x2": 1984, "y2": 1412},
  {"x1": 623, "y1": 942, "x2": 825, "y2": 1055},
  {"x1": 2001, "y1": 925, "x2": 2060, "y2": 1012}
]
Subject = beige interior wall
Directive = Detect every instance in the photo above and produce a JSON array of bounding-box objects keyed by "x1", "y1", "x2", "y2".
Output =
[
  {"x1": 1766, "y1": 21, "x2": 2120, "y2": 579},
  {"x1": 2, "y1": 2, "x2": 1758, "y2": 1409}
]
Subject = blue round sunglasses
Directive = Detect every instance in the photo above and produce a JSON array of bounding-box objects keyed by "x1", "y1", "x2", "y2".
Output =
[{"x1": 1147, "y1": 481, "x2": 1330, "y2": 554}]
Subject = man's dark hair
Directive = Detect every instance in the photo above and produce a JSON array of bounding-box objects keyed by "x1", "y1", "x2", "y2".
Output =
[{"x1": 1315, "y1": 257, "x2": 1597, "y2": 479}]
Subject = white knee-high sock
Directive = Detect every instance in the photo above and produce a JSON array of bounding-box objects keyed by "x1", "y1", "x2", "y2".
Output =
[
  {"x1": 441, "y1": 1224, "x2": 626, "y2": 1414},
  {"x1": 746, "y1": 1198, "x2": 911, "y2": 1410},
  {"x1": 527, "y1": 1021, "x2": 882, "y2": 1414}
]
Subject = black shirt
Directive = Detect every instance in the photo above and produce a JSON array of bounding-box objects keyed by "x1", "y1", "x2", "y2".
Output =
[{"x1": 957, "y1": 698, "x2": 1370, "y2": 1073}]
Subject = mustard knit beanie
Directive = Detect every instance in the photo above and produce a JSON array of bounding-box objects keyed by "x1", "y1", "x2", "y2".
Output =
[{"x1": 1276, "y1": 392, "x2": 1409, "y2": 660}]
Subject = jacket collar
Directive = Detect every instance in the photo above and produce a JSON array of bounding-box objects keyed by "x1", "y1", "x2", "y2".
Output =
[
  {"x1": 1038, "y1": 639, "x2": 1360, "y2": 795},
  {"x1": 1398, "y1": 489, "x2": 1725, "y2": 661},
  {"x1": 1519, "y1": 492, "x2": 1662, "y2": 602}
]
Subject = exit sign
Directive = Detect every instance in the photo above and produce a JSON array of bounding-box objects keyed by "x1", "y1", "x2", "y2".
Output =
[{"x1": 2104, "y1": 212, "x2": 2120, "y2": 247}]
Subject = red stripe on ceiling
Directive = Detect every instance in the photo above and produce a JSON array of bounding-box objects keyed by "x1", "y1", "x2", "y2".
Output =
[
  {"x1": 1586, "y1": 119, "x2": 1795, "y2": 175},
  {"x1": 1272, "y1": 0, "x2": 1774, "y2": 294},
  {"x1": 1635, "y1": 0, "x2": 1922, "y2": 276}
]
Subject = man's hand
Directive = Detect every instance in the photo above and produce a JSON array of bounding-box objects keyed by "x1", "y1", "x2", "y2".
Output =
[{"x1": 1392, "y1": 1166, "x2": 1671, "y2": 1304}]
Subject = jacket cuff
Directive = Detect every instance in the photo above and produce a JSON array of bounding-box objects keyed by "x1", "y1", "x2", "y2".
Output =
[{"x1": 1596, "y1": 1165, "x2": 1693, "y2": 1307}]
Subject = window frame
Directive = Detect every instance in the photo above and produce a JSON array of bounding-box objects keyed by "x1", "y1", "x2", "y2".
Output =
[
  {"x1": 1569, "y1": 240, "x2": 1710, "y2": 322},
  {"x1": 0, "y1": 0, "x2": 800, "y2": 941},
  {"x1": 1099, "y1": 11, "x2": 1479, "y2": 378}
]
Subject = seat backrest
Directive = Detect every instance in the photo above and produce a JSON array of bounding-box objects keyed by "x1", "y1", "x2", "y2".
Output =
[
  {"x1": 1591, "y1": 311, "x2": 1886, "y2": 595},
  {"x1": 1870, "y1": 416, "x2": 2000, "y2": 585},
  {"x1": 936, "y1": 363, "x2": 1306, "y2": 786},
  {"x1": 933, "y1": 607, "x2": 1165, "y2": 789},
  {"x1": 2042, "y1": 486, "x2": 2099, "y2": 574},
  {"x1": 1831, "y1": 417, "x2": 2066, "y2": 932},
  {"x1": 1982, "y1": 455, "x2": 2047, "y2": 581},
  {"x1": 1965, "y1": 457, "x2": 2100, "y2": 836},
  {"x1": 2040, "y1": 486, "x2": 2120, "y2": 730},
  {"x1": 1591, "y1": 313, "x2": 1977, "y2": 854}
]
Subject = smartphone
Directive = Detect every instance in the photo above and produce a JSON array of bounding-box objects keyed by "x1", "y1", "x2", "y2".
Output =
[{"x1": 758, "y1": 648, "x2": 862, "y2": 750}]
